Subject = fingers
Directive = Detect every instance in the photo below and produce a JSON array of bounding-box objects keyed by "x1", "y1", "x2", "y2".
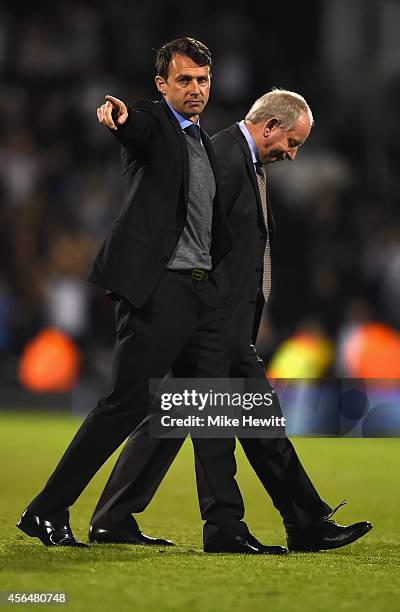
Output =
[
  {"x1": 97, "y1": 95, "x2": 128, "y2": 129},
  {"x1": 105, "y1": 94, "x2": 122, "y2": 106},
  {"x1": 96, "y1": 100, "x2": 117, "y2": 130},
  {"x1": 117, "y1": 109, "x2": 128, "y2": 125},
  {"x1": 105, "y1": 95, "x2": 128, "y2": 123}
]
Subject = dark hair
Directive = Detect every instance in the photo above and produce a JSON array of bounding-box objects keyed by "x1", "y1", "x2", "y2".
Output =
[{"x1": 155, "y1": 37, "x2": 212, "y2": 79}]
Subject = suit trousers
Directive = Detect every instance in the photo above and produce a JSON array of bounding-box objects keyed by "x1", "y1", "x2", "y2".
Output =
[
  {"x1": 90, "y1": 344, "x2": 332, "y2": 540},
  {"x1": 28, "y1": 271, "x2": 248, "y2": 539}
]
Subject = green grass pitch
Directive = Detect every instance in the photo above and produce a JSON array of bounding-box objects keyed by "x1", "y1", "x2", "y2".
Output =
[{"x1": 0, "y1": 411, "x2": 399, "y2": 612}]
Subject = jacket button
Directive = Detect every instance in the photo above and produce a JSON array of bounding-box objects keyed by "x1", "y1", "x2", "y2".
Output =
[{"x1": 249, "y1": 299, "x2": 257, "y2": 304}]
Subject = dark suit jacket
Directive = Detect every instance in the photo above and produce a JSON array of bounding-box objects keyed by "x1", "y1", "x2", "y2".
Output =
[
  {"x1": 212, "y1": 123, "x2": 276, "y2": 353},
  {"x1": 87, "y1": 98, "x2": 232, "y2": 308}
]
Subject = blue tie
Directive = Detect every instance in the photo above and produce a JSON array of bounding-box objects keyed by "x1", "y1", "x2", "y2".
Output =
[{"x1": 184, "y1": 124, "x2": 201, "y2": 141}]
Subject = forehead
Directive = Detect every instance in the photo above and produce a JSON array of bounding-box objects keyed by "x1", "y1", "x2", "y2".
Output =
[
  {"x1": 168, "y1": 53, "x2": 210, "y2": 77},
  {"x1": 287, "y1": 113, "x2": 311, "y2": 141}
]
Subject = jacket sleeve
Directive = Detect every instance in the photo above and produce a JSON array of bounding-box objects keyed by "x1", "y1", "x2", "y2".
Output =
[{"x1": 111, "y1": 103, "x2": 156, "y2": 157}]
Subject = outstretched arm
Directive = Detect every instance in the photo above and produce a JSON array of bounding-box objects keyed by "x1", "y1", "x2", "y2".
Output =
[{"x1": 96, "y1": 94, "x2": 154, "y2": 153}]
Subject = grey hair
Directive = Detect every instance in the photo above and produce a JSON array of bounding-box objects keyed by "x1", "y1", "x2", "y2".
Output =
[{"x1": 245, "y1": 88, "x2": 313, "y2": 130}]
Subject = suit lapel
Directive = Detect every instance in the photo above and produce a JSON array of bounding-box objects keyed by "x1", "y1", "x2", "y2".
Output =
[
  {"x1": 227, "y1": 124, "x2": 276, "y2": 238},
  {"x1": 201, "y1": 130, "x2": 219, "y2": 184},
  {"x1": 227, "y1": 124, "x2": 264, "y2": 220},
  {"x1": 201, "y1": 129, "x2": 232, "y2": 266}
]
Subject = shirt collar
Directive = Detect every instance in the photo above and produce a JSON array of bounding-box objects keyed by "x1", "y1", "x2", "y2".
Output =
[
  {"x1": 238, "y1": 120, "x2": 259, "y2": 165},
  {"x1": 166, "y1": 101, "x2": 200, "y2": 131}
]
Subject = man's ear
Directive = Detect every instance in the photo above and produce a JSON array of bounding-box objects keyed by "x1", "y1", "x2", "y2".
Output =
[
  {"x1": 155, "y1": 75, "x2": 167, "y2": 96},
  {"x1": 264, "y1": 117, "x2": 281, "y2": 135}
]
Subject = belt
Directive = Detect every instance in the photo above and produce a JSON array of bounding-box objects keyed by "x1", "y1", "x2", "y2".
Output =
[{"x1": 169, "y1": 268, "x2": 210, "y2": 281}]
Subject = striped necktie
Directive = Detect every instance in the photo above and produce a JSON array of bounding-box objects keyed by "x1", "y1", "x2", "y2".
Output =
[{"x1": 255, "y1": 161, "x2": 272, "y2": 302}]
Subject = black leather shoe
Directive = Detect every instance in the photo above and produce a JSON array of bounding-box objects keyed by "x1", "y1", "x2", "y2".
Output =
[
  {"x1": 17, "y1": 509, "x2": 88, "y2": 547},
  {"x1": 287, "y1": 519, "x2": 373, "y2": 552},
  {"x1": 204, "y1": 534, "x2": 288, "y2": 555},
  {"x1": 88, "y1": 525, "x2": 174, "y2": 546},
  {"x1": 246, "y1": 534, "x2": 288, "y2": 555}
]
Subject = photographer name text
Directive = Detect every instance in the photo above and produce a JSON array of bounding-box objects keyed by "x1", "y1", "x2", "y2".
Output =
[{"x1": 160, "y1": 415, "x2": 286, "y2": 428}]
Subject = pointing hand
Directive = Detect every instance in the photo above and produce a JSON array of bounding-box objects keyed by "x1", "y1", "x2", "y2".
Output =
[{"x1": 96, "y1": 95, "x2": 128, "y2": 130}]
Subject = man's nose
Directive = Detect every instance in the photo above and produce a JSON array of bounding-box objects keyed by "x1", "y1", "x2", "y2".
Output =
[
  {"x1": 190, "y1": 79, "x2": 200, "y2": 94},
  {"x1": 287, "y1": 148, "x2": 298, "y2": 161}
]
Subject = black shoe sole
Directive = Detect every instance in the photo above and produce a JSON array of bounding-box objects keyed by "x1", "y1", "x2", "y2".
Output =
[
  {"x1": 89, "y1": 526, "x2": 173, "y2": 546},
  {"x1": 204, "y1": 543, "x2": 269, "y2": 554},
  {"x1": 89, "y1": 536, "x2": 173, "y2": 546},
  {"x1": 89, "y1": 537, "x2": 137, "y2": 544},
  {"x1": 204, "y1": 548, "x2": 261, "y2": 554},
  {"x1": 259, "y1": 548, "x2": 288, "y2": 555},
  {"x1": 204, "y1": 548, "x2": 287, "y2": 555},
  {"x1": 288, "y1": 523, "x2": 373, "y2": 552}
]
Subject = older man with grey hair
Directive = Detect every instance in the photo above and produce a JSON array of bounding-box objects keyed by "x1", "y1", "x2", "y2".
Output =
[
  {"x1": 246, "y1": 88, "x2": 313, "y2": 123},
  {"x1": 88, "y1": 87, "x2": 372, "y2": 553},
  {"x1": 244, "y1": 88, "x2": 313, "y2": 162}
]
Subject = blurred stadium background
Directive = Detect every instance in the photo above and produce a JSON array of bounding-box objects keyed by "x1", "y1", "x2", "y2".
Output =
[
  {"x1": 0, "y1": 0, "x2": 400, "y2": 407},
  {"x1": 1, "y1": 4, "x2": 399, "y2": 610}
]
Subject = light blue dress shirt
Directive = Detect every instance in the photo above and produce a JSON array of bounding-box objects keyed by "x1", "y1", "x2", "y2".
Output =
[
  {"x1": 238, "y1": 120, "x2": 259, "y2": 167},
  {"x1": 166, "y1": 101, "x2": 202, "y2": 144},
  {"x1": 166, "y1": 102, "x2": 200, "y2": 129}
]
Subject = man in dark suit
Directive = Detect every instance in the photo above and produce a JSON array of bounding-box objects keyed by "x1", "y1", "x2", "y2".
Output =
[
  {"x1": 17, "y1": 38, "x2": 286, "y2": 554},
  {"x1": 89, "y1": 89, "x2": 372, "y2": 552}
]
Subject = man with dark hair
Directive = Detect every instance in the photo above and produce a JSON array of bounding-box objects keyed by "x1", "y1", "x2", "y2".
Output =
[
  {"x1": 17, "y1": 37, "x2": 286, "y2": 554},
  {"x1": 155, "y1": 37, "x2": 212, "y2": 78},
  {"x1": 89, "y1": 88, "x2": 372, "y2": 553}
]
